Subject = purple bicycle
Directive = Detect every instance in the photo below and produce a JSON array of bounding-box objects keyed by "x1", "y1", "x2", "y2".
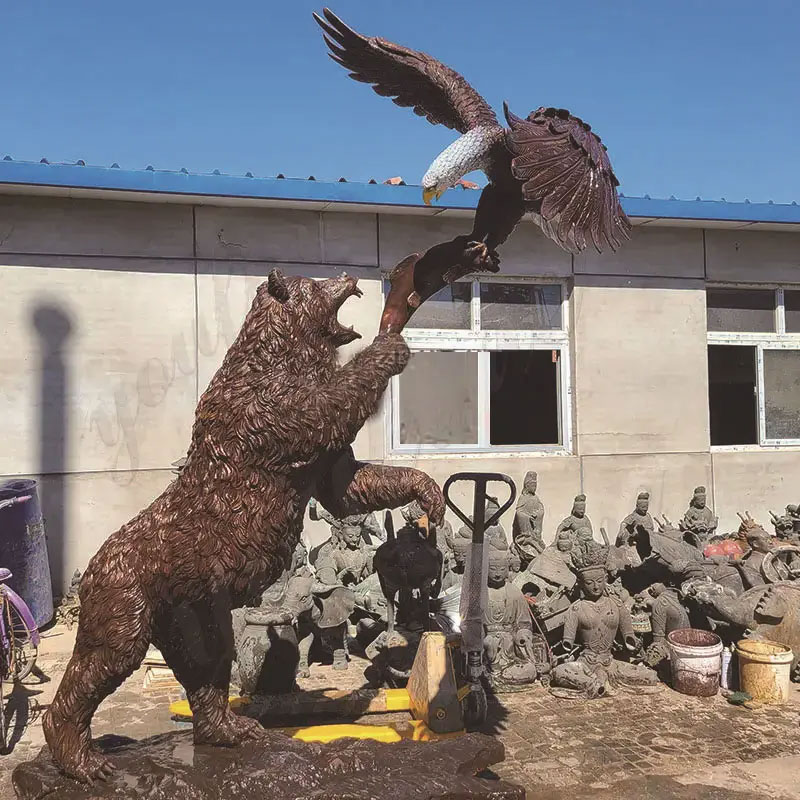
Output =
[{"x1": 0, "y1": 495, "x2": 41, "y2": 751}]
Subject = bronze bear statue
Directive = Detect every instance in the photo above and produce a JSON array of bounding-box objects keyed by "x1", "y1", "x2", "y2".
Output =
[{"x1": 43, "y1": 270, "x2": 444, "y2": 782}]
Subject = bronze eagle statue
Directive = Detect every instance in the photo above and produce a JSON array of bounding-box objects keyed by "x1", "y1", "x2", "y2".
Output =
[{"x1": 314, "y1": 8, "x2": 631, "y2": 331}]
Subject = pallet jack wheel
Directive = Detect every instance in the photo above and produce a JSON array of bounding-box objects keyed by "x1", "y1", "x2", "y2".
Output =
[{"x1": 461, "y1": 684, "x2": 487, "y2": 731}]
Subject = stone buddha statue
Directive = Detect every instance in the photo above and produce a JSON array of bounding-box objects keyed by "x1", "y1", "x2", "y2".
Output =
[
  {"x1": 556, "y1": 494, "x2": 594, "y2": 546},
  {"x1": 679, "y1": 486, "x2": 718, "y2": 548},
  {"x1": 314, "y1": 522, "x2": 373, "y2": 587},
  {"x1": 549, "y1": 540, "x2": 660, "y2": 699},
  {"x1": 511, "y1": 471, "x2": 546, "y2": 572},
  {"x1": 483, "y1": 546, "x2": 542, "y2": 690}
]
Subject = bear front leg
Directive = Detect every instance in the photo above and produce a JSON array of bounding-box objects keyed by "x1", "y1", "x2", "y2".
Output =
[
  {"x1": 288, "y1": 333, "x2": 410, "y2": 458},
  {"x1": 315, "y1": 449, "x2": 445, "y2": 526}
]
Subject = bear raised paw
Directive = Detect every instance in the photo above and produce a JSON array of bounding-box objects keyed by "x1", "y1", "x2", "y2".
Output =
[{"x1": 43, "y1": 270, "x2": 444, "y2": 783}]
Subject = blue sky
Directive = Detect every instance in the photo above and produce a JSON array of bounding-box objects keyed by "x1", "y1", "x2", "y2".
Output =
[{"x1": 2, "y1": 1, "x2": 798, "y2": 202}]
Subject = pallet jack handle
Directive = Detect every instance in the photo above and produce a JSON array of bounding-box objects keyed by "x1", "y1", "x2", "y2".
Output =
[
  {"x1": 441, "y1": 473, "x2": 516, "y2": 730},
  {"x1": 442, "y1": 473, "x2": 516, "y2": 542}
]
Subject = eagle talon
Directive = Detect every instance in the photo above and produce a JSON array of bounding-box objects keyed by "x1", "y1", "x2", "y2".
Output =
[{"x1": 463, "y1": 241, "x2": 501, "y2": 273}]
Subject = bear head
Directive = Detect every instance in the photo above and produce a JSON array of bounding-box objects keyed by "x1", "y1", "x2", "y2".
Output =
[{"x1": 250, "y1": 269, "x2": 365, "y2": 363}]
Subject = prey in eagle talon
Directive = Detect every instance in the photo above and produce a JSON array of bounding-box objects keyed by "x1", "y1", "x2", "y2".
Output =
[{"x1": 463, "y1": 241, "x2": 501, "y2": 273}]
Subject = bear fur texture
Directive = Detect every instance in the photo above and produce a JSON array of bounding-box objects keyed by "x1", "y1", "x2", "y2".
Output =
[{"x1": 43, "y1": 270, "x2": 445, "y2": 783}]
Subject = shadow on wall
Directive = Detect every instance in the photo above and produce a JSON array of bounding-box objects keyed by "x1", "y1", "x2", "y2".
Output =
[{"x1": 31, "y1": 303, "x2": 73, "y2": 593}]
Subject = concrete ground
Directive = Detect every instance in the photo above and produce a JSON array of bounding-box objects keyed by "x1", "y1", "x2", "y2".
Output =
[{"x1": 2, "y1": 623, "x2": 799, "y2": 799}]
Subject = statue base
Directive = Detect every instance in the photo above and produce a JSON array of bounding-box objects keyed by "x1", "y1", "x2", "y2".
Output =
[{"x1": 12, "y1": 729, "x2": 523, "y2": 800}]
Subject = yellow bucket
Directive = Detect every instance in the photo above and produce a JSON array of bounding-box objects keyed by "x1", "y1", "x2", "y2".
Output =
[{"x1": 736, "y1": 639, "x2": 794, "y2": 705}]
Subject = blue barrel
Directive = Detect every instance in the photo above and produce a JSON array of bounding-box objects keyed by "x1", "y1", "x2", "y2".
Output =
[{"x1": 0, "y1": 479, "x2": 53, "y2": 627}]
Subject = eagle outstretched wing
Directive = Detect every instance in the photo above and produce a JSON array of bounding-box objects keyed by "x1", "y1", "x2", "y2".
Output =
[
  {"x1": 504, "y1": 104, "x2": 631, "y2": 253},
  {"x1": 314, "y1": 8, "x2": 497, "y2": 134}
]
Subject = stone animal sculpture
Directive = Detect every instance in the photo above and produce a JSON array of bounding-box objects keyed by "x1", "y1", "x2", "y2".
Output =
[
  {"x1": 54, "y1": 569, "x2": 82, "y2": 630},
  {"x1": 43, "y1": 270, "x2": 445, "y2": 783},
  {"x1": 684, "y1": 581, "x2": 800, "y2": 675},
  {"x1": 314, "y1": 8, "x2": 630, "y2": 332}
]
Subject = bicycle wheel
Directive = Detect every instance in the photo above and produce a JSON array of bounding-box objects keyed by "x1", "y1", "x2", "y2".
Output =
[{"x1": 4, "y1": 601, "x2": 38, "y2": 682}]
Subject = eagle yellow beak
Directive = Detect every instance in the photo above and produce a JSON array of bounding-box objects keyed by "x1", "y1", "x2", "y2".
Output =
[{"x1": 422, "y1": 188, "x2": 444, "y2": 206}]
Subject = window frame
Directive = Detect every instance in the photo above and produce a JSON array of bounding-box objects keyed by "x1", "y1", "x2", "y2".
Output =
[
  {"x1": 385, "y1": 275, "x2": 573, "y2": 456},
  {"x1": 707, "y1": 283, "x2": 800, "y2": 449}
]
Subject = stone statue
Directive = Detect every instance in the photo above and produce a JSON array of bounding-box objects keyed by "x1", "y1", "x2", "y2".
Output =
[
  {"x1": 639, "y1": 583, "x2": 690, "y2": 670},
  {"x1": 235, "y1": 571, "x2": 315, "y2": 694},
  {"x1": 549, "y1": 540, "x2": 660, "y2": 699},
  {"x1": 733, "y1": 518, "x2": 774, "y2": 591},
  {"x1": 771, "y1": 507, "x2": 800, "y2": 546},
  {"x1": 511, "y1": 471, "x2": 545, "y2": 572},
  {"x1": 54, "y1": 570, "x2": 82, "y2": 630},
  {"x1": 232, "y1": 540, "x2": 314, "y2": 693},
  {"x1": 483, "y1": 547, "x2": 543, "y2": 690},
  {"x1": 42, "y1": 271, "x2": 445, "y2": 783},
  {"x1": 457, "y1": 496, "x2": 511, "y2": 552},
  {"x1": 310, "y1": 498, "x2": 385, "y2": 549},
  {"x1": 615, "y1": 492, "x2": 654, "y2": 570},
  {"x1": 680, "y1": 486, "x2": 718, "y2": 547},
  {"x1": 297, "y1": 582, "x2": 356, "y2": 674},
  {"x1": 617, "y1": 492, "x2": 654, "y2": 545},
  {"x1": 683, "y1": 581, "x2": 800, "y2": 676},
  {"x1": 314, "y1": 521, "x2": 374, "y2": 587},
  {"x1": 512, "y1": 531, "x2": 577, "y2": 633},
  {"x1": 556, "y1": 494, "x2": 594, "y2": 546}
]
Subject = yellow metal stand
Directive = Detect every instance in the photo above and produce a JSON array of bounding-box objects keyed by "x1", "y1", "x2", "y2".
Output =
[{"x1": 166, "y1": 636, "x2": 468, "y2": 746}]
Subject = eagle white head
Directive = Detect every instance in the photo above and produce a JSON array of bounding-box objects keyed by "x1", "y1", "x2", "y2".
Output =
[{"x1": 421, "y1": 126, "x2": 502, "y2": 205}]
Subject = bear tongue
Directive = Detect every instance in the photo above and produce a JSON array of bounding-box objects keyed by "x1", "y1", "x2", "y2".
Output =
[{"x1": 332, "y1": 322, "x2": 361, "y2": 346}]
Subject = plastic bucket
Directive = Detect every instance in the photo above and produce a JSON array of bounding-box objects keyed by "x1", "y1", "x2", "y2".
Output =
[
  {"x1": 736, "y1": 639, "x2": 794, "y2": 705},
  {"x1": 0, "y1": 478, "x2": 53, "y2": 627},
  {"x1": 667, "y1": 628, "x2": 723, "y2": 696}
]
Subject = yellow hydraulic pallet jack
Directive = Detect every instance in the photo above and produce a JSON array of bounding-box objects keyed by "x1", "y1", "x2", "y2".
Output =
[{"x1": 170, "y1": 473, "x2": 516, "y2": 743}]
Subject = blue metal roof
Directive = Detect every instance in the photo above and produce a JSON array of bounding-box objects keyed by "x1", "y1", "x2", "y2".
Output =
[{"x1": 1, "y1": 157, "x2": 799, "y2": 225}]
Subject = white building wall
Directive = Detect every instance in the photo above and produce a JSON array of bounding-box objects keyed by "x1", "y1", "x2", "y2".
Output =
[{"x1": 2, "y1": 194, "x2": 800, "y2": 590}]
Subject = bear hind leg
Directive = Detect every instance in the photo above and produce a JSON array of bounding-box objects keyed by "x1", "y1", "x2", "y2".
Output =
[
  {"x1": 154, "y1": 598, "x2": 266, "y2": 747},
  {"x1": 43, "y1": 599, "x2": 152, "y2": 782}
]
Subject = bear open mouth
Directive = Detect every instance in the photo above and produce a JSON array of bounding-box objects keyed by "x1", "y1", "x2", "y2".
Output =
[{"x1": 329, "y1": 274, "x2": 364, "y2": 345}]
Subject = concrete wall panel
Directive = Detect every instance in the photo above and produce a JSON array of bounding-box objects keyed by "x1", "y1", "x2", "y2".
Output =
[
  {"x1": 573, "y1": 277, "x2": 710, "y2": 455},
  {"x1": 0, "y1": 196, "x2": 193, "y2": 258},
  {"x1": 378, "y1": 215, "x2": 572, "y2": 277},
  {"x1": 0, "y1": 259, "x2": 197, "y2": 476},
  {"x1": 581, "y1": 452, "x2": 713, "y2": 538},
  {"x1": 321, "y1": 211, "x2": 378, "y2": 266},
  {"x1": 195, "y1": 206, "x2": 322, "y2": 263},
  {"x1": 575, "y1": 227, "x2": 704, "y2": 279},
  {"x1": 195, "y1": 207, "x2": 379, "y2": 266},
  {"x1": 706, "y1": 230, "x2": 800, "y2": 284},
  {"x1": 711, "y1": 449, "x2": 800, "y2": 534},
  {"x1": 25, "y1": 469, "x2": 174, "y2": 592}
]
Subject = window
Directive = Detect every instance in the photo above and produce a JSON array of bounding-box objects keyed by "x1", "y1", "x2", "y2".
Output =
[
  {"x1": 388, "y1": 279, "x2": 571, "y2": 453},
  {"x1": 707, "y1": 287, "x2": 800, "y2": 446}
]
